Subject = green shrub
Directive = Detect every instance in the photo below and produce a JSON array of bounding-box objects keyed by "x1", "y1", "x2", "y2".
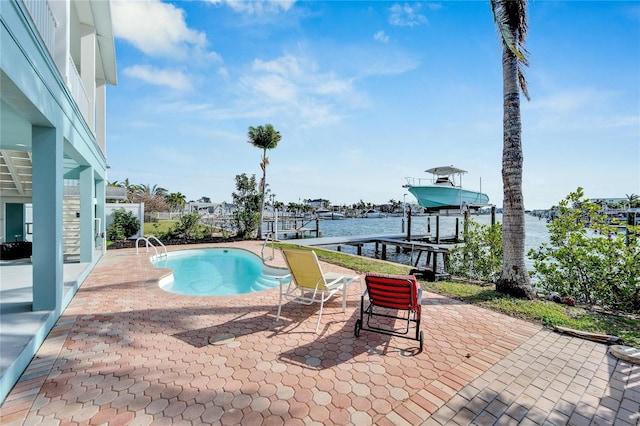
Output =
[
  {"x1": 164, "y1": 212, "x2": 207, "y2": 240},
  {"x1": 529, "y1": 188, "x2": 640, "y2": 313},
  {"x1": 107, "y1": 208, "x2": 140, "y2": 241},
  {"x1": 232, "y1": 173, "x2": 261, "y2": 238},
  {"x1": 448, "y1": 220, "x2": 503, "y2": 282}
]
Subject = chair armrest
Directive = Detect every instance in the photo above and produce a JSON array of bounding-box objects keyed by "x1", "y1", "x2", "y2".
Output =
[
  {"x1": 324, "y1": 275, "x2": 346, "y2": 290},
  {"x1": 411, "y1": 277, "x2": 423, "y2": 305},
  {"x1": 277, "y1": 274, "x2": 292, "y2": 286}
]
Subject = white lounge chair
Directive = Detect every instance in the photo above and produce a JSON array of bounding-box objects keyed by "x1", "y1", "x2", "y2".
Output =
[{"x1": 276, "y1": 248, "x2": 358, "y2": 333}]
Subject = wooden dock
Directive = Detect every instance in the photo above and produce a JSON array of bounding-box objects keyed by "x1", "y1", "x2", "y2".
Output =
[
  {"x1": 258, "y1": 208, "x2": 490, "y2": 281},
  {"x1": 296, "y1": 233, "x2": 453, "y2": 281},
  {"x1": 262, "y1": 217, "x2": 320, "y2": 239}
]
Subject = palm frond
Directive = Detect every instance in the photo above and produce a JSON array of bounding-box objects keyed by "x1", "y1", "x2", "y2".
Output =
[
  {"x1": 518, "y1": 68, "x2": 530, "y2": 101},
  {"x1": 247, "y1": 124, "x2": 282, "y2": 150},
  {"x1": 491, "y1": 0, "x2": 530, "y2": 100}
]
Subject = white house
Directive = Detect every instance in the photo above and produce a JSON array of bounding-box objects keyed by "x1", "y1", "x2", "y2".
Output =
[{"x1": 0, "y1": 0, "x2": 117, "y2": 402}]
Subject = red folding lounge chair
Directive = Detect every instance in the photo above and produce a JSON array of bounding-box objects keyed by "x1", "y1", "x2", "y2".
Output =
[{"x1": 354, "y1": 273, "x2": 423, "y2": 351}]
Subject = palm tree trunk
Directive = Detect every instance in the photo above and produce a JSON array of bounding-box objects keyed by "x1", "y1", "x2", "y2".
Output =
[
  {"x1": 496, "y1": 46, "x2": 536, "y2": 299},
  {"x1": 257, "y1": 150, "x2": 267, "y2": 239}
]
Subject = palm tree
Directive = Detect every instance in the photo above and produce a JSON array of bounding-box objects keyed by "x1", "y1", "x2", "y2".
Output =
[
  {"x1": 166, "y1": 192, "x2": 187, "y2": 212},
  {"x1": 626, "y1": 193, "x2": 639, "y2": 209},
  {"x1": 491, "y1": 0, "x2": 536, "y2": 299},
  {"x1": 138, "y1": 183, "x2": 168, "y2": 197},
  {"x1": 247, "y1": 124, "x2": 282, "y2": 238},
  {"x1": 117, "y1": 178, "x2": 139, "y2": 202}
]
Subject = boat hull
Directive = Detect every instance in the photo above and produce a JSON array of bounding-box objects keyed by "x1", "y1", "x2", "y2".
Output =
[
  {"x1": 318, "y1": 213, "x2": 344, "y2": 220},
  {"x1": 364, "y1": 210, "x2": 385, "y2": 218},
  {"x1": 408, "y1": 186, "x2": 489, "y2": 210}
]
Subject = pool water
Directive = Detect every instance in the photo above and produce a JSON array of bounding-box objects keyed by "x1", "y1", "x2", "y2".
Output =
[{"x1": 153, "y1": 248, "x2": 288, "y2": 296}]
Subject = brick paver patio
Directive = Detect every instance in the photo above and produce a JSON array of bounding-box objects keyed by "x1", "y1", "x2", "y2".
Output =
[{"x1": 1, "y1": 241, "x2": 638, "y2": 425}]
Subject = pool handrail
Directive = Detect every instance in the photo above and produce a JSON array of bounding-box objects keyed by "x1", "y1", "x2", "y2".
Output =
[
  {"x1": 135, "y1": 235, "x2": 168, "y2": 261},
  {"x1": 262, "y1": 232, "x2": 275, "y2": 261}
]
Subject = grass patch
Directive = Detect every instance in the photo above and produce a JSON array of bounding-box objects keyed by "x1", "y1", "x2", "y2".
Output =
[
  {"x1": 424, "y1": 281, "x2": 640, "y2": 348},
  {"x1": 275, "y1": 242, "x2": 412, "y2": 275},
  {"x1": 144, "y1": 220, "x2": 178, "y2": 236},
  {"x1": 275, "y1": 242, "x2": 640, "y2": 348}
]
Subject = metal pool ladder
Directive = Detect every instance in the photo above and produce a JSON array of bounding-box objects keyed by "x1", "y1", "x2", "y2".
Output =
[
  {"x1": 136, "y1": 235, "x2": 168, "y2": 261},
  {"x1": 262, "y1": 232, "x2": 275, "y2": 261}
]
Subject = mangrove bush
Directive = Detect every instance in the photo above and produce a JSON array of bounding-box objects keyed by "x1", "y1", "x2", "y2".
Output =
[
  {"x1": 529, "y1": 188, "x2": 640, "y2": 313},
  {"x1": 448, "y1": 220, "x2": 503, "y2": 282}
]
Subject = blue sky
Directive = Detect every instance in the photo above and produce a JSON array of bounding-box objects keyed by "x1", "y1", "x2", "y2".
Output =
[{"x1": 107, "y1": 0, "x2": 640, "y2": 209}]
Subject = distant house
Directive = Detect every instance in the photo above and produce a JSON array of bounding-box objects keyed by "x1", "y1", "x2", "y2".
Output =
[
  {"x1": 189, "y1": 202, "x2": 217, "y2": 214},
  {"x1": 307, "y1": 199, "x2": 330, "y2": 208},
  {"x1": 0, "y1": 0, "x2": 117, "y2": 402},
  {"x1": 590, "y1": 198, "x2": 627, "y2": 205},
  {"x1": 188, "y1": 202, "x2": 235, "y2": 216}
]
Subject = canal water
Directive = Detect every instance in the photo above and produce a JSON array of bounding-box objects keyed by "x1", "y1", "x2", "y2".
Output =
[{"x1": 299, "y1": 213, "x2": 550, "y2": 272}]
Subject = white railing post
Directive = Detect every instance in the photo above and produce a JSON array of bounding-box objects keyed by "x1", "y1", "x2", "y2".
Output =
[
  {"x1": 23, "y1": 0, "x2": 58, "y2": 59},
  {"x1": 67, "y1": 55, "x2": 90, "y2": 122},
  {"x1": 274, "y1": 208, "x2": 278, "y2": 241}
]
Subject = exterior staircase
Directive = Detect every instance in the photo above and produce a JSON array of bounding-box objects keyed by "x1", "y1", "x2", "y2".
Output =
[{"x1": 63, "y1": 196, "x2": 81, "y2": 262}]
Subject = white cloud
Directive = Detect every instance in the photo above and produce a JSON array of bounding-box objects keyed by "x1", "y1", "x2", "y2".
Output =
[
  {"x1": 253, "y1": 55, "x2": 304, "y2": 77},
  {"x1": 123, "y1": 65, "x2": 193, "y2": 91},
  {"x1": 206, "y1": 0, "x2": 296, "y2": 14},
  {"x1": 374, "y1": 30, "x2": 389, "y2": 43},
  {"x1": 111, "y1": 0, "x2": 208, "y2": 59},
  {"x1": 247, "y1": 73, "x2": 299, "y2": 103},
  {"x1": 229, "y1": 53, "x2": 365, "y2": 127},
  {"x1": 243, "y1": 54, "x2": 360, "y2": 111},
  {"x1": 523, "y1": 88, "x2": 640, "y2": 131},
  {"x1": 314, "y1": 77, "x2": 353, "y2": 96},
  {"x1": 526, "y1": 88, "x2": 607, "y2": 113},
  {"x1": 218, "y1": 67, "x2": 230, "y2": 78},
  {"x1": 352, "y1": 49, "x2": 419, "y2": 78},
  {"x1": 389, "y1": 3, "x2": 428, "y2": 27}
]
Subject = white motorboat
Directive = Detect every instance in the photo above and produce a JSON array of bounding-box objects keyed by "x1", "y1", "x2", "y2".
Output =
[
  {"x1": 316, "y1": 209, "x2": 345, "y2": 220},
  {"x1": 404, "y1": 166, "x2": 489, "y2": 212},
  {"x1": 364, "y1": 209, "x2": 385, "y2": 218}
]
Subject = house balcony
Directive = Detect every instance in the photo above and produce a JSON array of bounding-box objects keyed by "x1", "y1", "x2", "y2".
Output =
[
  {"x1": 67, "y1": 55, "x2": 90, "y2": 123},
  {"x1": 21, "y1": 0, "x2": 102, "y2": 139}
]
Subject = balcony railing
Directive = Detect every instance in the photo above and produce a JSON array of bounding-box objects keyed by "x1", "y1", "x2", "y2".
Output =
[
  {"x1": 23, "y1": 1, "x2": 92, "y2": 132},
  {"x1": 23, "y1": 0, "x2": 57, "y2": 59},
  {"x1": 65, "y1": 183, "x2": 128, "y2": 201},
  {"x1": 106, "y1": 187, "x2": 128, "y2": 201},
  {"x1": 67, "y1": 55, "x2": 90, "y2": 124}
]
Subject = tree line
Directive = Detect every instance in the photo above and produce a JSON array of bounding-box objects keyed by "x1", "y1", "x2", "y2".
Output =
[
  {"x1": 107, "y1": 180, "x2": 188, "y2": 213},
  {"x1": 107, "y1": 179, "x2": 410, "y2": 216}
]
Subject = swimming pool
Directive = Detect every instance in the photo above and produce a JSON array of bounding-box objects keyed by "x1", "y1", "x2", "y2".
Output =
[{"x1": 153, "y1": 248, "x2": 289, "y2": 296}]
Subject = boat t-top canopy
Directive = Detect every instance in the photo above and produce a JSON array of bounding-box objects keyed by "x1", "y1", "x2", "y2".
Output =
[{"x1": 424, "y1": 166, "x2": 468, "y2": 176}]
